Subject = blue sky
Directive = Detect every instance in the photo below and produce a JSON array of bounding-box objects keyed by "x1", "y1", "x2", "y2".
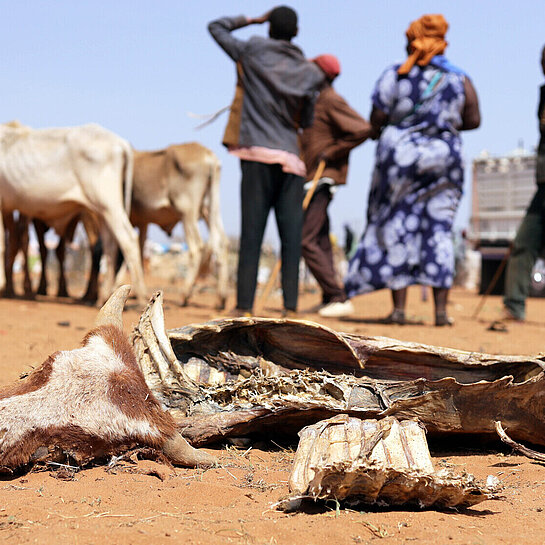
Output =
[{"x1": 2, "y1": 1, "x2": 543, "y2": 246}]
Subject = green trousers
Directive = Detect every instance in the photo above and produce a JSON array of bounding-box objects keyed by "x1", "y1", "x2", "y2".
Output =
[{"x1": 503, "y1": 184, "x2": 545, "y2": 320}]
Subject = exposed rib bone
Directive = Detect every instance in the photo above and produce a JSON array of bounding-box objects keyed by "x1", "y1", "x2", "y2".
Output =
[{"x1": 495, "y1": 421, "x2": 545, "y2": 462}]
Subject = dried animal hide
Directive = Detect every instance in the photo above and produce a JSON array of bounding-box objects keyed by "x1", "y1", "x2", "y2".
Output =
[
  {"x1": 281, "y1": 415, "x2": 495, "y2": 509},
  {"x1": 131, "y1": 292, "x2": 545, "y2": 448}
]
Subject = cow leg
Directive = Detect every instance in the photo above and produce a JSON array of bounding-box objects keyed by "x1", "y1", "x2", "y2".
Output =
[
  {"x1": 138, "y1": 224, "x2": 148, "y2": 274},
  {"x1": 206, "y1": 159, "x2": 228, "y2": 310},
  {"x1": 101, "y1": 211, "x2": 147, "y2": 305},
  {"x1": 97, "y1": 226, "x2": 116, "y2": 306},
  {"x1": 0, "y1": 199, "x2": 5, "y2": 294},
  {"x1": 82, "y1": 239, "x2": 101, "y2": 304},
  {"x1": 2, "y1": 211, "x2": 31, "y2": 298},
  {"x1": 34, "y1": 219, "x2": 49, "y2": 296},
  {"x1": 179, "y1": 214, "x2": 203, "y2": 307},
  {"x1": 80, "y1": 213, "x2": 100, "y2": 303},
  {"x1": 17, "y1": 215, "x2": 33, "y2": 298},
  {"x1": 206, "y1": 216, "x2": 229, "y2": 311},
  {"x1": 55, "y1": 216, "x2": 80, "y2": 298},
  {"x1": 55, "y1": 236, "x2": 69, "y2": 298},
  {"x1": 2, "y1": 211, "x2": 17, "y2": 298}
]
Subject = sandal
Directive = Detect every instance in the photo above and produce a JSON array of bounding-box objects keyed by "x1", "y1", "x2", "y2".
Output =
[
  {"x1": 381, "y1": 309, "x2": 406, "y2": 325},
  {"x1": 435, "y1": 311, "x2": 454, "y2": 327}
]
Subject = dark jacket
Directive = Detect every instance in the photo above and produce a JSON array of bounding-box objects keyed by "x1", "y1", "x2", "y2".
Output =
[
  {"x1": 538, "y1": 84, "x2": 545, "y2": 155},
  {"x1": 300, "y1": 84, "x2": 371, "y2": 184},
  {"x1": 208, "y1": 16, "x2": 324, "y2": 156}
]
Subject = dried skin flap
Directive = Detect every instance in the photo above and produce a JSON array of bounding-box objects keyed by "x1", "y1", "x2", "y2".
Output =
[{"x1": 288, "y1": 416, "x2": 493, "y2": 508}]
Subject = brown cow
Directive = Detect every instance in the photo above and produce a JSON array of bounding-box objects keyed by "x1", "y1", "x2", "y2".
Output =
[
  {"x1": 0, "y1": 285, "x2": 215, "y2": 471},
  {"x1": 130, "y1": 143, "x2": 228, "y2": 309}
]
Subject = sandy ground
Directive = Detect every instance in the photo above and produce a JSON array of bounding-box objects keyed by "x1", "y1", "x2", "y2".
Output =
[{"x1": 0, "y1": 277, "x2": 544, "y2": 545}]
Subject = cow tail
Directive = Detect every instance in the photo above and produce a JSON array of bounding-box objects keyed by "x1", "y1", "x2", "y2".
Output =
[{"x1": 122, "y1": 142, "x2": 134, "y2": 215}]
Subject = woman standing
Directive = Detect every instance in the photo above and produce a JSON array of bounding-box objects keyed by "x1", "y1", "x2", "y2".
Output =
[{"x1": 336, "y1": 14, "x2": 480, "y2": 325}]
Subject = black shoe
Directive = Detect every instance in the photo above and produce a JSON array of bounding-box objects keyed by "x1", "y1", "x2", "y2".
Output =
[{"x1": 435, "y1": 311, "x2": 454, "y2": 326}]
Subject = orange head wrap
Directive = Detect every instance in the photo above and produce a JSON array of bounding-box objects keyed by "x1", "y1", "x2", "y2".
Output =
[{"x1": 397, "y1": 14, "x2": 449, "y2": 75}]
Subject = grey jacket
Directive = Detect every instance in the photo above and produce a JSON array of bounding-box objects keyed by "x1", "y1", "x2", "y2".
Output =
[{"x1": 208, "y1": 16, "x2": 324, "y2": 155}]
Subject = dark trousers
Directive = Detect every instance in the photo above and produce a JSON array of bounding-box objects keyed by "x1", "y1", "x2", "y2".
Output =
[
  {"x1": 504, "y1": 184, "x2": 545, "y2": 319},
  {"x1": 237, "y1": 160, "x2": 304, "y2": 311},
  {"x1": 301, "y1": 185, "x2": 345, "y2": 303}
]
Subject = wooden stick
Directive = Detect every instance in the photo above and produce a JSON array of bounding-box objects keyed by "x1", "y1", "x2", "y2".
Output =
[
  {"x1": 472, "y1": 245, "x2": 511, "y2": 320},
  {"x1": 495, "y1": 421, "x2": 545, "y2": 462},
  {"x1": 255, "y1": 160, "x2": 326, "y2": 313}
]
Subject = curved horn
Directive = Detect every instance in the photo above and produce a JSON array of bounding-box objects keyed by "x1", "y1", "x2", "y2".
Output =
[
  {"x1": 94, "y1": 285, "x2": 132, "y2": 330},
  {"x1": 163, "y1": 432, "x2": 217, "y2": 468}
]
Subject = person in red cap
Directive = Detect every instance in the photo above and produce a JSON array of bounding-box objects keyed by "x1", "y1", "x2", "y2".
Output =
[{"x1": 300, "y1": 54, "x2": 371, "y2": 317}]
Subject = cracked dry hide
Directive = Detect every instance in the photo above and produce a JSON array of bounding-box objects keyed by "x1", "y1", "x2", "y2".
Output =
[
  {"x1": 131, "y1": 292, "x2": 545, "y2": 448},
  {"x1": 281, "y1": 415, "x2": 495, "y2": 509}
]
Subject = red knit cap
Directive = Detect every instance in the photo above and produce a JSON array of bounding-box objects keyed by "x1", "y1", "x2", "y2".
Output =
[{"x1": 312, "y1": 54, "x2": 341, "y2": 79}]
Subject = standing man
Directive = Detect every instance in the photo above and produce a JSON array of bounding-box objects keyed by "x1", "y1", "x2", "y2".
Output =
[
  {"x1": 208, "y1": 7, "x2": 324, "y2": 316},
  {"x1": 502, "y1": 46, "x2": 545, "y2": 323},
  {"x1": 300, "y1": 54, "x2": 371, "y2": 317}
]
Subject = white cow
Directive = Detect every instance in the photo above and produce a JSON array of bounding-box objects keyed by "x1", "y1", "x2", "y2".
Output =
[{"x1": 0, "y1": 122, "x2": 147, "y2": 304}]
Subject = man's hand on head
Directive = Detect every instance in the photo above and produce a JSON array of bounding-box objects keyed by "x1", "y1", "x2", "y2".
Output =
[{"x1": 248, "y1": 11, "x2": 271, "y2": 25}]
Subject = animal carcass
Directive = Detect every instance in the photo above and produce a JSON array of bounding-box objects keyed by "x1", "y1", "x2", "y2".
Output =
[
  {"x1": 0, "y1": 286, "x2": 214, "y2": 472},
  {"x1": 0, "y1": 122, "x2": 146, "y2": 304},
  {"x1": 131, "y1": 292, "x2": 545, "y2": 449}
]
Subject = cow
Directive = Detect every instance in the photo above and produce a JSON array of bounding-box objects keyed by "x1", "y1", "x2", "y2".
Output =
[
  {"x1": 129, "y1": 143, "x2": 228, "y2": 309},
  {"x1": 0, "y1": 285, "x2": 216, "y2": 471},
  {"x1": 19, "y1": 142, "x2": 229, "y2": 309},
  {"x1": 0, "y1": 122, "x2": 147, "y2": 305}
]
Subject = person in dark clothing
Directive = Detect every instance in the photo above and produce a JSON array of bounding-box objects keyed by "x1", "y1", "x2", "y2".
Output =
[
  {"x1": 502, "y1": 46, "x2": 545, "y2": 322},
  {"x1": 208, "y1": 6, "x2": 324, "y2": 317},
  {"x1": 299, "y1": 54, "x2": 371, "y2": 317}
]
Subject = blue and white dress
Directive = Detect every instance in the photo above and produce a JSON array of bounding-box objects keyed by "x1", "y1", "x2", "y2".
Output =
[{"x1": 345, "y1": 62, "x2": 467, "y2": 296}]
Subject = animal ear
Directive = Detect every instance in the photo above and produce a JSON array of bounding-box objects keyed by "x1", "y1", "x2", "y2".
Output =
[{"x1": 94, "y1": 285, "x2": 132, "y2": 330}]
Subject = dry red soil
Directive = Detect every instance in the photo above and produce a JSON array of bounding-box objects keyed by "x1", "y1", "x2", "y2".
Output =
[{"x1": 0, "y1": 280, "x2": 544, "y2": 545}]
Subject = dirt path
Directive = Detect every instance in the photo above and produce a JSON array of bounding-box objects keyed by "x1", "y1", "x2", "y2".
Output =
[{"x1": 0, "y1": 284, "x2": 544, "y2": 544}]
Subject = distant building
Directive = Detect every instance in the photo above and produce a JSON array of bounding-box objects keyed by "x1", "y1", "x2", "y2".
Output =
[
  {"x1": 469, "y1": 149, "x2": 545, "y2": 295},
  {"x1": 469, "y1": 149, "x2": 535, "y2": 246}
]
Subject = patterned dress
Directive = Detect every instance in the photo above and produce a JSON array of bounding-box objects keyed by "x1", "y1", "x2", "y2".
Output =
[{"x1": 345, "y1": 62, "x2": 466, "y2": 297}]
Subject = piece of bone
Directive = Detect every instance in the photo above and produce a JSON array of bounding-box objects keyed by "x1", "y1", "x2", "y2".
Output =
[
  {"x1": 495, "y1": 421, "x2": 545, "y2": 462},
  {"x1": 284, "y1": 415, "x2": 495, "y2": 509}
]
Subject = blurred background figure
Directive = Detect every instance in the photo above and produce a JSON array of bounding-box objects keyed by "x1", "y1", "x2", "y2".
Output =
[
  {"x1": 501, "y1": 46, "x2": 545, "y2": 323},
  {"x1": 342, "y1": 14, "x2": 481, "y2": 325},
  {"x1": 300, "y1": 54, "x2": 371, "y2": 316}
]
